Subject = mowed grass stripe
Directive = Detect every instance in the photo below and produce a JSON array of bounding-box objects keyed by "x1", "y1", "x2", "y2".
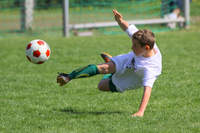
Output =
[{"x1": 0, "y1": 30, "x2": 200, "y2": 133}]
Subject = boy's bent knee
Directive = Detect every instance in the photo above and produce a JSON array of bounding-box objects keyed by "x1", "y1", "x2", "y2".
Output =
[
  {"x1": 98, "y1": 79, "x2": 110, "y2": 91},
  {"x1": 97, "y1": 61, "x2": 116, "y2": 74}
]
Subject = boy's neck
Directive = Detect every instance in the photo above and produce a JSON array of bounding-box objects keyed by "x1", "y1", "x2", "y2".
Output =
[{"x1": 143, "y1": 48, "x2": 156, "y2": 58}]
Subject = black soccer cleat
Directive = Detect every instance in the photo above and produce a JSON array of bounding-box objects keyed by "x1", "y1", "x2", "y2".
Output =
[{"x1": 100, "y1": 52, "x2": 112, "y2": 63}]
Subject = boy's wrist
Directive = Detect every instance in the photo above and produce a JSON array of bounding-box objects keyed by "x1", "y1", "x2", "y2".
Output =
[
  {"x1": 117, "y1": 18, "x2": 123, "y2": 24},
  {"x1": 138, "y1": 109, "x2": 144, "y2": 113},
  {"x1": 138, "y1": 110, "x2": 144, "y2": 114}
]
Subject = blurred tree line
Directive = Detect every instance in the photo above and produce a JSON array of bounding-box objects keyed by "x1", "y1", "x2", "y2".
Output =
[{"x1": 0, "y1": 0, "x2": 135, "y2": 8}]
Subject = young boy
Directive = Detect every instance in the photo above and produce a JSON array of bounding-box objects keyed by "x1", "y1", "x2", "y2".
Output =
[{"x1": 57, "y1": 9, "x2": 162, "y2": 117}]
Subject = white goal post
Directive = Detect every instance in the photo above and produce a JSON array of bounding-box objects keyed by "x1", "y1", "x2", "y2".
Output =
[{"x1": 21, "y1": 0, "x2": 34, "y2": 31}]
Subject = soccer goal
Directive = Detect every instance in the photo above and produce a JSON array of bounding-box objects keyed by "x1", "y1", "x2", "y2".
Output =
[
  {"x1": 63, "y1": 0, "x2": 190, "y2": 37},
  {"x1": 0, "y1": 0, "x2": 190, "y2": 37}
]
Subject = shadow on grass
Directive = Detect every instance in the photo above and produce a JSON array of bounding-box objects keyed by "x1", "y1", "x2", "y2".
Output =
[{"x1": 58, "y1": 107, "x2": 126, "y2": 116}]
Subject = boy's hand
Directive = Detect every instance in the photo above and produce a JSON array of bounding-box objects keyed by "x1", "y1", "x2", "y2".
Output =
[
  {"x1": 132, "y1": 111, "x2": 144, "y2": 117},
  {"x1": 112, "y1": 9, "x2": 129, "y2": 31},
  {"x1": 113, "y1": 9, "x2": 123, "y2": 22}
]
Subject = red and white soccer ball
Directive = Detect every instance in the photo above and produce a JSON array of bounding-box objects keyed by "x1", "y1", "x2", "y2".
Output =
[{"x1": 26, "y1": 39, "x2": 51, "y2": 64}]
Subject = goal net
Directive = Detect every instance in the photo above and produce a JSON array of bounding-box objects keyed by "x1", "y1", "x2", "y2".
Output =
[
  {"x1": 0, "y1": 0, "x2": 190, "y2": 37},
  {"x1": 66, "y1": 0, "x2": 189, "y2": 36}
]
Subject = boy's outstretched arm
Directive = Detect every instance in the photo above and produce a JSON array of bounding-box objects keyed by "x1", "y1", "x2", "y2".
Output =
[
  {"x1": 132, "y1": 86, "x2": 152, "y2": 117},
  {"x1": 113, "y1": 9, "x2": 129, "y2": 31}
]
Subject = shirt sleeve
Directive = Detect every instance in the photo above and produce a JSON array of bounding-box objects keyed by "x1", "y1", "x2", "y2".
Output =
[
  {"x1": 143, "y1": 77, "x2": 156, "y2": 88},
  {"x1": 125, "y1": 24, "x2": 139, "y2": 38},
  {"x1": 142, "y1": 69, "x2": 157, "y2": 88}
]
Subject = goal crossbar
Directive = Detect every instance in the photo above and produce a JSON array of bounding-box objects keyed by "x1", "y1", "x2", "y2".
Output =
[{"x1": 70, "y1": 18, "x2": 185, "y2": 30}]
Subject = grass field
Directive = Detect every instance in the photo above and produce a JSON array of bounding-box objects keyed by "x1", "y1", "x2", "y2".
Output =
[{"x1": 0, "y1": 19, "x2": 200, "y2": 132}]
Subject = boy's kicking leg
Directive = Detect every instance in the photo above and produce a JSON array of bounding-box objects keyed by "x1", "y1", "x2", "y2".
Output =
[
  {"x1": 57, "y1": 61, "x2": 116, "y2": 91},
  {"x1": 98, "y1": 52, "x2": 117, "y2": 92},
  {"x1": 98, "y1": 73, "x2": 118, "y2": 92}
]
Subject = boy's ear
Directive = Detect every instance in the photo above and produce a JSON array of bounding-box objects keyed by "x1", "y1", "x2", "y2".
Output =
[{"x1": 145, "y1": 44, "x2": 150, "y2": 50}]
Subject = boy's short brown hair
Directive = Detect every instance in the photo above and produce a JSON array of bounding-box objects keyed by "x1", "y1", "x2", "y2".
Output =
[{"x1": 132, "y1": 29, "x2": 155, "y2": 49}]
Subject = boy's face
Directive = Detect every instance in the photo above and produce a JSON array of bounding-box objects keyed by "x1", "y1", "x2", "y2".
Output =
[{"x1": 131, "y1": 39, "x2": 147, "y2": 56}]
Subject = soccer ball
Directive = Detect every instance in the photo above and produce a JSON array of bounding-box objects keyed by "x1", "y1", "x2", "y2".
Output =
[{"x1": 26, "y1": 39, "x2": 51, "y2": 64}]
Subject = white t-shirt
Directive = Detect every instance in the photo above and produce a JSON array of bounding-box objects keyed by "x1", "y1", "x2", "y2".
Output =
[{"x1": 111, "y1": 25, "x2": 162, "y2": 92}]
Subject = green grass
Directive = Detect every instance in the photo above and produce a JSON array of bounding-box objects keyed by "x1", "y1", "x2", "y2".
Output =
[{"x1": 0, "y1": 25, "x2": 200, "y2": 133}]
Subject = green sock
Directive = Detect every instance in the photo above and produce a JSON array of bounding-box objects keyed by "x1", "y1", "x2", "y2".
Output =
[{"x1": 69, "y1": 64, "x2": 99, "y2": 80}]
